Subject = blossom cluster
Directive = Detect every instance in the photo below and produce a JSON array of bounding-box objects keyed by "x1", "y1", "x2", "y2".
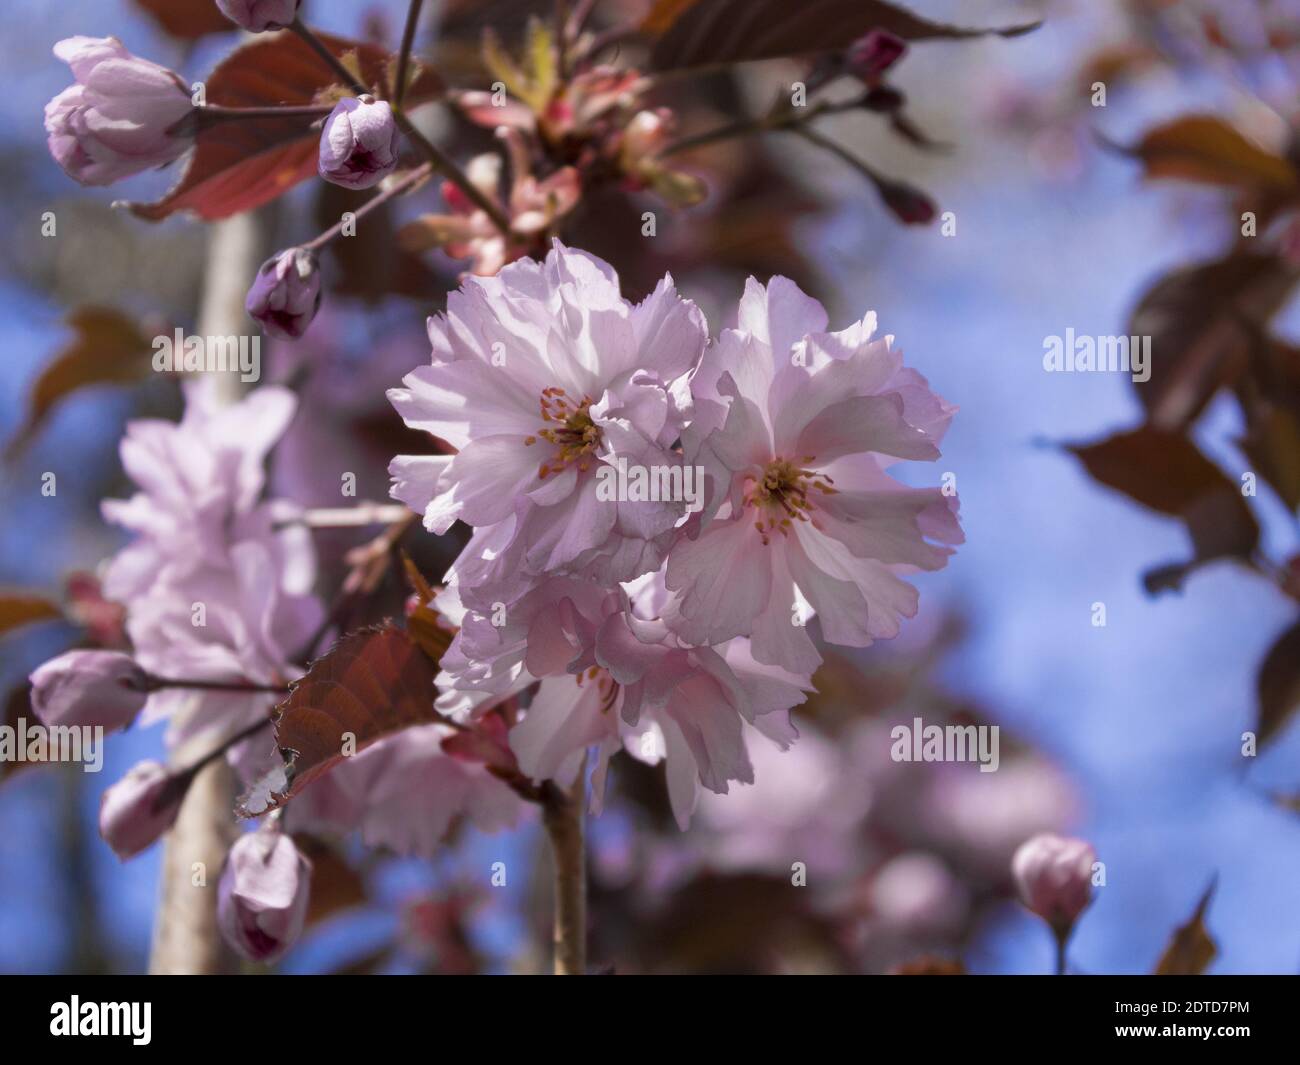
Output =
[
  {"x1": 392, "y1": 242, "x2": 963, "y2": 828},
  {"x1": 32, "y1": 10, "x2": 962, "y2": 966}
]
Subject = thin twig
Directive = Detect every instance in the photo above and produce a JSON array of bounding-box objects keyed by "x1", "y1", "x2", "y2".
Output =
[
  {"x1": 304, "y1": 163, "x2": 433, "y2": 252},
  {"x1": 394, "y1": 0, "x2": 427, "y2": 108},
  {"x1": 290, "y1": 18, "x2": 369, "y2": 95}
]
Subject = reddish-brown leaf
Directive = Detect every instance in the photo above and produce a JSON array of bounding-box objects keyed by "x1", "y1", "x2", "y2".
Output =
[
  {"x1": 892, "y1": 955, "x2": 966, "y2": 975},
  {"x1": 126, "y1": 31, "x2": 442, "y2": 222},
  {"x1": 0, "y1": 594, "x2": 65, "y2": 637},
  {"x1": 1257, "y1": 620, "x2": 1300, "y2": 747},
  {"x1": 1122, "y1": 115, "x2": 1300, "y2": 192},
  {"x1": 6, "y1": 308, "x2": 154, "y2": 458},
  {"x1": 0, "y1": 685, "x2": 42, "y2": 783},
  {"x1": 1066, "y1": 427, "x2": 1259, "y2": 592},
  {"x1": 1128, "y1": 254, "x2": 1299, "y2": 431},
  {"x1": 643, "y1": 0, "x2": 1039, "y2": 71},
  {"x1": 1067, "y1": 427, "x2": 1245, "y2": 517},
  {"x1": 132, "y1": 0, "x2": 236, "y2": 40},
  {"x1": 1154, "y1": 880, "x2": 1218, "y2": 975},
  {"x1": 237, "y1": 625, "x2": 442, "y2": 816}
]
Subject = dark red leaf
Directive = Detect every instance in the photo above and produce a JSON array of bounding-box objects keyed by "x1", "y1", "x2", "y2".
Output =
[
  {"x1": 237, "y1": 625, "x2": 442, "y2": 816},
  {"x1": 1257, "y1": 620, "x2": 1300, "y2": 747},
  {"x1": 1154, "y1": 880, "x2": 1218, "y2": 975},
  {"x1": 1065, "y1": 427, "x2": 1259, "y2": 592},
  {"x1": 0, "y1": 594, "x2": 65, "y2": 636},
  {"x1": 133, "y1": 0, "x2": 236, "y2": 40},
  {"x1": 1120, "y1": 115, "x2": 1300, "y2": 192},
  {"x1": 1127, "y1": 254, "x2": 1298, "y2": 430},
  {"x1": 643, "y1": 0, "x2": 1040, "y2": 72}
]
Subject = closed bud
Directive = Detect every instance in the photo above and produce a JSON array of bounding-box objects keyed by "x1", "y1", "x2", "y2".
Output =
[
  {"x1": 44, "y1": 37, "x2": 192, "y2": 187},
  {"x1": 319, "y1": 96, "x2": 401, "y2": 190},
  {"x1": 216, "y1": 0, "x2": 302, "y2": 32},
  {"x1": 217, "y1": 827, "x2": 312, "y2": 962},
  {"x1": 246, "y1": 248, "x2": 322, "y2": 340},
  {"x1": 99, "y1": 761, "x2": 185, "y2": 860},
  {"x1": 880, "y1": 180, "x2": 936, "y2": 225},
  {"x1": 29, "y1": 650, "x2": 149, "y2": 731},
  {"x1": 1011, "y1": 833, "x2": 1096, "y2": 931},
  {"x1": 845, "y1": 29, "x2": 907, "y2": 85}
]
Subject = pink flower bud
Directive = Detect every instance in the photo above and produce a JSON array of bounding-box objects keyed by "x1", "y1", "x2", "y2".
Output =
[
  {"x1": 99, "y1": 761, "x2": 184, "y2": 860},
  {"x1": 44, "y1": 37, "x2": 192, "y2": 187},
  {"x1": 319, "y1": 96, "x2": 401, "y2": 190},
  {"x1": 29, "y1": 650, "x2": 149, "y2": 731},
  {"x1": 1011, "y1": 833, "x2": 1096, "y2": 929},
  {"x1": 845, "y1": 29, "x2": 907, "y2": 84},
  {"x1": 246, "y1": 248, "x2": 321, "y2": 340},
  {"x1": 217, "y1": 828, "x2": 312, "y2": 963},
  {"x1": 216, "y1": 0, "x2": 302, "y2": 32}
]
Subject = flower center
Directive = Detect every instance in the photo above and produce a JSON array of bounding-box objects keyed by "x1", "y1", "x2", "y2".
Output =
[
  {"x1": 525, "y1": 387, "x2": 601, "y2": 479},
  {"x1": 744, "y1": 456, "x2": 835, "y2": 545},
  {"x1": 575, "y1": 665, "x2": 620, "y2": 712}
]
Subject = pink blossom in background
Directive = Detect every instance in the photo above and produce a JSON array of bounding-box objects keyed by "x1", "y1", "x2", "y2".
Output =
[
  {"x1": 99, "y1": 382, "x2": 322, "y2": 776},
  {"x1": 288, "y1": 723, "x2": 525, "y2": 857}
]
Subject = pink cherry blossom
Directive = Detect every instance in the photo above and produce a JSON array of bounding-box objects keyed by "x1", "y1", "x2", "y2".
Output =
[
  {"x1": 404, "y1": 131, "x2": 580, "y2": 277},
  {"x1": 665, "y1": 276, "x2": 963, "y2": 673},
  {"x1": 100, "y1": 381, "x2": 322, "y2": 778},
  {"x1": 287, "y1": 723, "x2": 524, "y2": 856},
  {"x1": 389, "y1": 242, "x2": 707, "y2": 606},
  {"x1": 101, "y1": 382, "x2": 313, "y2": 604},
  {"x1": 441, "y1": 571, "x2": 812, "y2": 828}
]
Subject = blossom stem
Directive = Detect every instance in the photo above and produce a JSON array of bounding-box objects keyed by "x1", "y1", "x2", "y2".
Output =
[
  {"x1": 185, "y1": 716, "x2": 277, "y2": 779},
  {"x1": 290, "y1": 18, "x2": 370, "y2": 96},
  {"x1": 1053, "y1": 926, "x2": 1071, "y2": 976},
  {"x1": 555, "y1": 0, "x2": 571, "y2": 79},
  {"x1": 296, "y1": 502, "x2": 415, "y2": 528},
  {"x1": 540, "y1": 764, "x2": 587, "y2": 975},
  {"x1": 394, "y1": 0, "x2": 427, "y2": 108},
  {"x1": 144, "y1": 675, "x2": 290, "y2": 694},
  {"x1": 657, "y1": 96, "x2": 869, "y2": 157},
  {"x1": 179, "y1": 104, "x2": 334, "y2": 134},
  {"x1": 390, "y1": 109, "x2": 515, "y2": 234},
  {"x1": 304, "y1": 163, "x2": 434, "y2": 251}
]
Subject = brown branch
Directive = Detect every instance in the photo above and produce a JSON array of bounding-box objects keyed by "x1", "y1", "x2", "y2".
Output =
[{"x1": 540, "y1": 766, "x2": 587, "y2": 975}]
